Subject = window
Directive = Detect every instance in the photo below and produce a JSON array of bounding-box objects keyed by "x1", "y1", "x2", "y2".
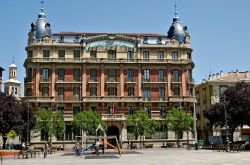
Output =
[
  {"x1": 128, "y1": 69, "x2": 134, "y2": 81},
  {"x1": 58, "y1": 68, "x2": 65, "y2": 81},
  {"x1": 42, "y1": 68, "x2": 49, "y2": 81},
  {"x1": 90, "y1": 50, "x2": 97, "y2": 59},
  {"x1": 58, "y1": 50, "x2": 65, "y2": 60},
  {"x1": 157, "y1": 37, "x2": 162, "y2": 44},
  {"x1": 187, "y1": 53, "x2": 192, "y2": 59},
  {"x1": 128, "y1": 87, "x2": 134, "y2": 96},
  {"x1": 73, "y1": 68, "x2": 80, "y2": 81},
  {"x1": 58, "y1": 87, "x2": 64, "y2": 101},
  {"x1": 188, "y1": 70, "x2": 192, "y2": 82},
  {"x1": 158, "y1": 69, "x2": 164, "y2": 81},
  {"x1": 173, "y1": 69, "x2": 179, "y2": 82},
  {"x1": 189, "y1": 88, "x2": 193, "y2": 96},
  {"x1": 15, "y1": 87, "x2": 18, "y2": 95},
  {"x1": 90, "y1": 69, "x2": 97, "y2": 81},
  {"x1": 128, "y1": 106, "x2": 135, "y2": 115},
  {"x1": 160, "y1": 106, "x2": 166, "y2": 118},
  {"x1": 143, "y1": 37, "x2": 148, "y2": 44},
  {"x1": 196, "y1": 91, "x2": 200, "y2": 104},
  {"x1": 202, "y1": 88, "x2": 207, "y2": 103},
  {"x1": 143, "y1": 51, "x2": 149, "y2": 60},
  {"x1": 108, "y1": 69, "x2": 116, "y2": 81},
  {"x1": 43, "y1": 50, "x2": 50, "y2": 59},
  {"x1": 108, "y1": 87, "x2": 117, "y2": 96},
  {"x1": 42, "y1": 87, "x2": 49, "y2": 96},
  {"x1": 144, "y1": 87, "x2": 151, "y2": 100},
  {"x1": 73, "y1": 107, "x2": 80, "y2": 116},
  {"x1": 28, "y1": 51, "x2": 33, "y2": 58},
  {"x1": 159, "y1": 87, "x2": 165, "y2": 100},
  {"x1": 90, "y1": 87, "x2": 97, "y2": 96},
  {"x1": 173, "y1": 86, "x2": 180, "y2": 96},
  {"x1": 27, "y1": 68, "x2": 32, "y2": 82},
  {"x1": 26, "y1": 88, "x2": 32, "y2": 96},
  {"x1": 171, "y1": 52, "x2": 178, "y2": 60},
  {"x1": 74, "y1": 50, "x2": 80, "y2": 59},
  {"x1": 90, "y1": 106, "x2": 97, "y2": 111},
  {"x1": 108, "y1": 50, "x2": 116, "y2": 59},
  {"x1": 219, "y1": 85, "x2": 228, "y2": 96},
  {"x1": 157, "y1": 51, "x2": 164, "y2": 60},
  {"x1": 11, "y1": 87, "x2": 14, "y2": 94},
  {"x1": 57, "y1": 106, "x2": 64, "y2": 115},
  {"x1": 144, "y1": 69, "x2": 150, "y2": 81},
  {"x1": 73, "y1": 87, "x2": 80, "y2": 101},
  {"x1": 144, "y1": 106, "x2": 151, "y2": 118},
  {"x1": 127, "y1": 51, "x2": 134, "y2": 60}
]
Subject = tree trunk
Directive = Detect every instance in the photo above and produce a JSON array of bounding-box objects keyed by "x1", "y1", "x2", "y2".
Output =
[
  {"x1": 2, "y1": 136, "x2": 7, "y2": 149},
  {"x1": 230, "y1": 130, "x2": 234, "y2": 143},
  {"x1": 177, "y1": 138, "x2": 180, "y2": 148}
]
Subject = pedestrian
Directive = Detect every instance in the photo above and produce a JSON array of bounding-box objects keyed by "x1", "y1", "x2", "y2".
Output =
[
  {"x1": 22, "y1": 142, "x2": 25, "y2": 150},
  {"x1": 75, "y1": 142, "x2": 81, "y2": 157},
  {"x1": 43, "y1": 142, "x2": 48, "y2": 158},
  {"x1": 95, "y1": 140, "x2": 100, "y2": 156}
]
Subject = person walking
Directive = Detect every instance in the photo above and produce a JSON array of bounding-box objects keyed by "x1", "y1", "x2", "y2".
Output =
[
  {"x1": 95, "y1": 140, "x2": 100, "y2": 156},
  {"x1": 43, "y1": 142, "x2": 48, "y2": 158}
]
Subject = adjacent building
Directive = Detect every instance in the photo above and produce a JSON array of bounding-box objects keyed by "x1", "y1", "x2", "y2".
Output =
[
  {"x1": 24, "y1": 8, "x2": 195, "y2": 143},
  {"x1": 195, "y1": 71, "x2": 250, "y2": 142},
  {"x1": 0, "y1": 66, "x2": 4, "y2": 92},
  {"x1": 4, "y1": 63, "x2": 22, "y2": 98}
]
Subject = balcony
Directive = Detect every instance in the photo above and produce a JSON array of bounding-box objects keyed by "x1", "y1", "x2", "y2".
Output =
[
  {"x1": 55, "y1": 96, "x2": 81, "y2": 102},
  {"x1": 82, "y1": 96, "x2": 142, "y2": 102},
  {"x1": 168, "y1": 96, "x2": 194, "y2": 103},
  {"x1": 142, "y1": 78, "x2": 167, "y2": 84},
  {"x1": 102, "y1": 114, "x2": 126, "y2": 121},
  {"x1": 56, "y1": 77, "x2": 82, "y2": 84},
  {"x1": 143, "y1": 97, "x2": 167, "y2": 102},
  {"x1": 24, "y1": 77, "x2": 33, "y2": 83},
  {"x1": 23, "y1": 96, "x2": 54, "y2": 103},
  {"x1": 88, "y1": 77, "x2": 99, "y2": 84},
  {"x1": 106, "y1": 78, "x2": 119, "y2": 84},
  {"x1": 40, "y1": 77, "x2": 51, "y2": 83},
  {"x1": 171, "y1": 79, "x2": 182, "y2": 84},
  {"x1": 125, "y1": 77, "x2": 137, "y2": 84}
]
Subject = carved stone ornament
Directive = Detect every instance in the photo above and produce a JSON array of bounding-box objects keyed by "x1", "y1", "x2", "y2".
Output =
[
  {"x1": 170, "y1": 37, "x2": 177, "y2": 44},
  {"x1": 185, "y1": 35, "x2": 190, "y2": 44},
  {"x1": 42, "y1": 36, "x2": 53, "y2": 43}
]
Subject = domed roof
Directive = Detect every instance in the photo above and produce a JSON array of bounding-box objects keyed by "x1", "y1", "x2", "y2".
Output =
[
  {"x1": 31, "y1": 8, "x2": 52, "y2": 40},
  {"x1": 9, "y1": 63, "x2": 17, "y2": 68},
  {"x1": 167, "y1": 14, "x2": 188, "y2": 43}
]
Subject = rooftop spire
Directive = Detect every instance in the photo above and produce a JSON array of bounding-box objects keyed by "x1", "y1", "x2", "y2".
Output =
[
  {"x1": 12, "y1": 56, "x2": 15, "y2": 64},
  {"x1": 174, "y1": 0, "x2": 178, "y2": 17},
  {"x1": 41, "y1": 1, "x2": 44, "y2": 9}
]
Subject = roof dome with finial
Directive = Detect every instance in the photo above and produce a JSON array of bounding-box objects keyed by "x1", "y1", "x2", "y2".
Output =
[
  {"x1": 167, "y1": 4, "x2": 189, "y2": 43},
  {"x1": 30, "y1": 7, "x2": 52, "y2": 40}
]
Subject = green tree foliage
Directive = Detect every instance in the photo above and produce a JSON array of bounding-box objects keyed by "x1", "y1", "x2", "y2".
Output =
[
  {"x1": 204, "y1": 81, "x2": 250, "y2": 142},
  {"x1": 0, "y1": 94, "x2": 35, "y2": 149},
  {"x1": 127, "y1": 109, "x2": 160, "y2": 141},
  {"x1": 72, "y1": 110, "x2": 104, "y2": 136},
  {"x1": 166, "y1": 108, "x2": 195, "y2": 147},
  {"x1": 35, "y1": 108, "x2": 65, "y2": 141}
]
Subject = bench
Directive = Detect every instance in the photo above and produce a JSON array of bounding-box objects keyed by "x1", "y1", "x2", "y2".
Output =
[
  {"x1": 230, "y1": 144, "x2": 242, "y2": 152},
  {"x1": 145, "y1": 144, "x2": 153, "y2": 148},
  {"x1": 128, "y1": 143, "x2": 137, "y2": 149},
  {"x1": 212, "y1": 144, "x2": 225, "y2": 152}
]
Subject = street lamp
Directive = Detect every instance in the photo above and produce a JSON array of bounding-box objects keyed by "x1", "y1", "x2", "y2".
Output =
[
  {"x1": 27, "y1": 103, "x2": 30, "y2": 146},
  {"x1": 192, "y1": 94, "x2": 198, "y2": 150},
  {"x1": 223, "y1": 96, "x2": 230, "y2": 152},
  {"x1": 49, "y1": 102, "x2": 58, "y2": 148}
]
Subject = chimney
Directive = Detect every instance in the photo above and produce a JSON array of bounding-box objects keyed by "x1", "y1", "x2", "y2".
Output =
[
  {"x1": 236, "y1": 69, "x2": 239, "y2": 77},
  {"x1": 246, "y1": 71, "x2": 249, "y2": 78},
  {"x1": 212, "y1": 74, "x2": 216, "y2": 79},
  {"x1": 216, "y1": 73, "x2": 219, "y2": 78},
  {"x1": 220, "y1": 70, "x2": 224, "y2": 77},
  {"x1": 208, "y1": 74, "x2": 211, "y2": 80}
]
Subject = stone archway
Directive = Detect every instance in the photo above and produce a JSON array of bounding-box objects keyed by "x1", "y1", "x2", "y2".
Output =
[{"x1": 107, "y1": 125, "x2": 119, "y2": 147}]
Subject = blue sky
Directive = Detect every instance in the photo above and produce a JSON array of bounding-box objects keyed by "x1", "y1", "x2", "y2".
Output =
[{"x1": 0, "y1": 0, "x2": 250, "y2": 93}]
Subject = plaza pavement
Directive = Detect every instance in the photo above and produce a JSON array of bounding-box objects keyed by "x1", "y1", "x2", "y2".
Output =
[{"x1": 1, "y1": 148, "x2": 250, "y2": 165}]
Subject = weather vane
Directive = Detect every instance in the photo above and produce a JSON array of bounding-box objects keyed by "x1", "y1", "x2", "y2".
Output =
[
  {"x1": 41, "y1": 1, "x2": 44, "y2": 8},
  {"x1": 174, "y1": 0, "x2": 178, "y2": 16}
]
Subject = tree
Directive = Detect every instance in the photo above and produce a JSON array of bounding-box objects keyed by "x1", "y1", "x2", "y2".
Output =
[
  {"x1": 0, "y1": 94, "x2": 35, "y2": 149},
  {"x1": 35, "y1": 108, "x2": 65, "y2": 144},
  {"x1": 72, "y1": 110, "x2": 104, "y2": 136},
  {"x1": 166, "y1": 108, "x2": 195, "y2": 147},
  {"x1": 127, "y1": 109, "x2": 160, "y2": 148},
  {"x1": 204, "y1": 82, "x2": 250, "y2": 142}
]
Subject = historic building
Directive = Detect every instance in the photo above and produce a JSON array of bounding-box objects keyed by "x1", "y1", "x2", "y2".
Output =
[
  {"x1": 195, "y1": 71, "x2": 250, "y2": 142},
  {"x1": 24, "y1": 8, "x2": 195, "y2": 143},
  {"x1": 0, "y1": 66, "x2": 4, "y2": 92},
  {"x1": 4, "y1": 62, "x2": 22, "y2": 98}
]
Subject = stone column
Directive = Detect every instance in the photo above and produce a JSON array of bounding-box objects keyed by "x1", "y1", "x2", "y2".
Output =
[
  {"x1": 82, "y1": 65, "x2": 86, "y2": 97},
  {"x1": 167, "y1": 68, "x2": 171, "y2": 96},
  {"x1": 138, "y1": 65, "x2": 142, "y2": 97},
  {"x1": 182, "y1": 69, "x2": 187, "y2": 96},
  {"x1": 35, "y1": 65, "x2": 40, "y2": 96},
  {"x1": 51, "y1": 64, "x2": 55, "y2": 97},
  {"x1": 120, "y1": 66, "x2": 124, "y2": 97},
  {"x1": 101, "y1": 65, "x2": 104, "y2": 97}
]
